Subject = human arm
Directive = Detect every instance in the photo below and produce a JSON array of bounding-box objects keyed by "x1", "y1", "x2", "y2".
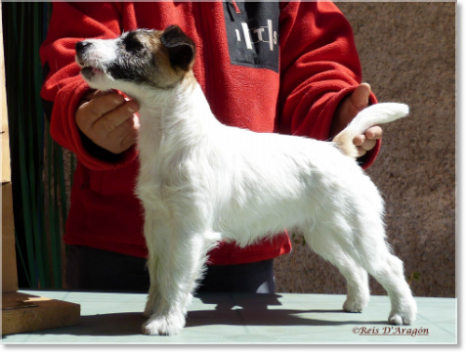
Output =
[
  {"x1": 40, "y1": 2, "x2": 139, "y2": 170},
  {"x1": 278, "y1": 0, "x2": 380, "y2": 168}
]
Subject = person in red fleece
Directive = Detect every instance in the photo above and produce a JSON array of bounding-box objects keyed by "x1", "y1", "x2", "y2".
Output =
[{"x1": 40, "y1": 1, "x2": 381, "y2": 293}]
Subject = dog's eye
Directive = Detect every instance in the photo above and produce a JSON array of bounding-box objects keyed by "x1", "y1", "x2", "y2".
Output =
[{"x1": 123, "y1": 38, "x2": 143, "y2": 53}]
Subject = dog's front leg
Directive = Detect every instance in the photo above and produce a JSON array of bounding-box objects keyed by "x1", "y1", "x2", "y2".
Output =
[
  {"x1": 142, "y1": 220, "x2": 170, "y2": 319},
  {"x1": 143, "y1": 222, "x2": 218, "y2": 336}
]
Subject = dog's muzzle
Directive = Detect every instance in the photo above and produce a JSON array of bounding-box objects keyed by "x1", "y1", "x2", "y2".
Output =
[
  {"x1": 75, "y1": 41, "x2": 105, "y2": 79},
  {"x1": 75, "y1": 41, "x2": 92, "y2": 65}
]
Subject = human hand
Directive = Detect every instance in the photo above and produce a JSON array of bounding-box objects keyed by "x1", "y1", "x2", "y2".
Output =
[
  {"x1": 331, "y1": 83, "x2": 382, "y2": 157},
  {"x1": 76, "y1": 90, "x2": 140, "y2": 154}
]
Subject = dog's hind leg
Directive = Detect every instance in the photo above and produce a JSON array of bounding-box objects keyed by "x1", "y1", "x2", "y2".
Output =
[
  {"x1": 306, "y1": 219, "x2": 417, "y2": 325},
  {"x1": 351, "y1": 239, "x2": 418, "y2": 325},
  {"x1": 303, "y1": 228, "x2": 370, "y2": 313}
]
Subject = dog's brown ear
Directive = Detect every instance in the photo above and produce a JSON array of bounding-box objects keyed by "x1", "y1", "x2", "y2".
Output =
[{"x1": 161, "y1": 25, "x2": 195, "y2": 71}]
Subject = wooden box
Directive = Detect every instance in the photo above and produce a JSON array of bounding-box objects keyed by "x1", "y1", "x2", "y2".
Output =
[{"x1": 1, "y1": 2, "x2": 80, "y2": 336}]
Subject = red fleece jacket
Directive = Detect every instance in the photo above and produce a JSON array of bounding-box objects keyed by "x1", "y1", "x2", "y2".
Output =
[{"x1": 40, "y1": 1, "x2": 379, "y2": 265}]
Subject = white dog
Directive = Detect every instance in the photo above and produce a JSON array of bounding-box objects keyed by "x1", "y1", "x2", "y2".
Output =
[{"x1": 76, "y1": 25, "x2": 417, "y2": 336}]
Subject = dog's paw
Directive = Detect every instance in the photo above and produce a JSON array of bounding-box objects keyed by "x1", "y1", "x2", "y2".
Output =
[
  {"x1": 142, "y1": 312, "x2": 186, "y2": 336},
  {"x1": 388, "y1": 310, "x2": 417, "y2": 325},
  {"x1": 388, "y1": 299, "x2": 418, "y2": 325},
  {"x1": 388, "y1": 312, "x2": 415, "y2": 325},
  {"x1": 343, "y1": 296, "x2": 368, "y2": 313}
]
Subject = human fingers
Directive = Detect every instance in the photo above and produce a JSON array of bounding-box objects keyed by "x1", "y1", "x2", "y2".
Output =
[
  {"x1": 353, "y1": 134, "x2": 366, "y2": 147},
  {"x1": 92, "y1": 115, "x2": 138, "y2": 155},
  {"x1": 353, "y1": 125, "x2": 382, "y2": 147},
  {"x1": 91, "y1": 100, "x2": 139, "y2": 134},
  {"x1": 107, "y1": 115, "x2": 138, "y2": 145},
  {"x1": 77, "y1": 92, "x2": 127, "y2": 130},
  {"x1": 120, "y1": 125, "x2": 139, "y2": 152},
  {"x1": 360, "y1": 138, "x2": 377, "y2": 152},
  {"x1": 365, "y1": 126, "x2": 383, "y2": 140},
  {"x1": 356, "y1": 147, "x2": 366, "y2": 157},
  {"x1": 360, "y1": 126, "x2": 382, "y2": 151},
  {"x1": 349, "y1": 83, "x2": 371, "y2": 112}
]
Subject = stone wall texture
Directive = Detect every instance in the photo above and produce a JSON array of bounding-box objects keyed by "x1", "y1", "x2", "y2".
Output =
[{"x1": 274, "y1": 1, "x2": 456, "y2": 298}]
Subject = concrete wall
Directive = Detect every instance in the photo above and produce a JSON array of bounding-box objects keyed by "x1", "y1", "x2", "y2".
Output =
[{"x1": 274, "y1": 1, "x2": 456, "y2": 297}]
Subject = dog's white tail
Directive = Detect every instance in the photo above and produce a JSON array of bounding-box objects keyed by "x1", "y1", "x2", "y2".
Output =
[{"x1": 332, "y1": 103, "x2": 409, "y2": 158}]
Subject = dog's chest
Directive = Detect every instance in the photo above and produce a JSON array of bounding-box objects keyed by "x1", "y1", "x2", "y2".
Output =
[{"x1": 136, "y1": 150, "x2": 195, "y2": 208}]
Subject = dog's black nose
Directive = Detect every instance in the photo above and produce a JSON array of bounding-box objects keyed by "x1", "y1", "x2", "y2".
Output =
[{"x1": 75, "y1": 41, "x2": 91, "y2": 52}]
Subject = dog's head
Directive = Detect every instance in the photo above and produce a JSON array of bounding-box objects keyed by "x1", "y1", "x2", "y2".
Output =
[{"x1": 75, "y1": 25, "x2": 196, "y2": 94}]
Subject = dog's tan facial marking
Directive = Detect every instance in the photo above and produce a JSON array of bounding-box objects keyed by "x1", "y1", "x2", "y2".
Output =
[
  {"x1": 160, "y1": 25, "x2": 196, "y2": 72},
  {"x1": 146, "y1": 26, "x2": 196, "y2": 90}
]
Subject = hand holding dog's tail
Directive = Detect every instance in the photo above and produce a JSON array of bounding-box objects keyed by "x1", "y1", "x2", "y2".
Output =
[{"x1": 332, "y1": 103, "x2": 409, "y2": 159}]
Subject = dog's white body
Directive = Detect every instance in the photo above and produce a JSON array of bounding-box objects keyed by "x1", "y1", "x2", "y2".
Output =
[{"x1": 76, "y1": 28, "x2": 417, "y2": 336}]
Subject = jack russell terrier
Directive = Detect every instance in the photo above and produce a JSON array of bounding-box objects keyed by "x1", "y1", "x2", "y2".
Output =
[{"x1": 75, "y1": 25, "x2": 417, "y2": 336}]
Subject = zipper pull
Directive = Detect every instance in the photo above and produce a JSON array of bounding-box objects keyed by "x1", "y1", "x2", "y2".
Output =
[{"x1": 231, "y1": 0, "x2": 241, "y2": 14}]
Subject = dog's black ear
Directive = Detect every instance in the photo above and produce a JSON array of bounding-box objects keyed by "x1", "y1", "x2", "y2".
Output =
[{"x1": 161, "y1": 25, "x2": 195, "y2": 71}]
